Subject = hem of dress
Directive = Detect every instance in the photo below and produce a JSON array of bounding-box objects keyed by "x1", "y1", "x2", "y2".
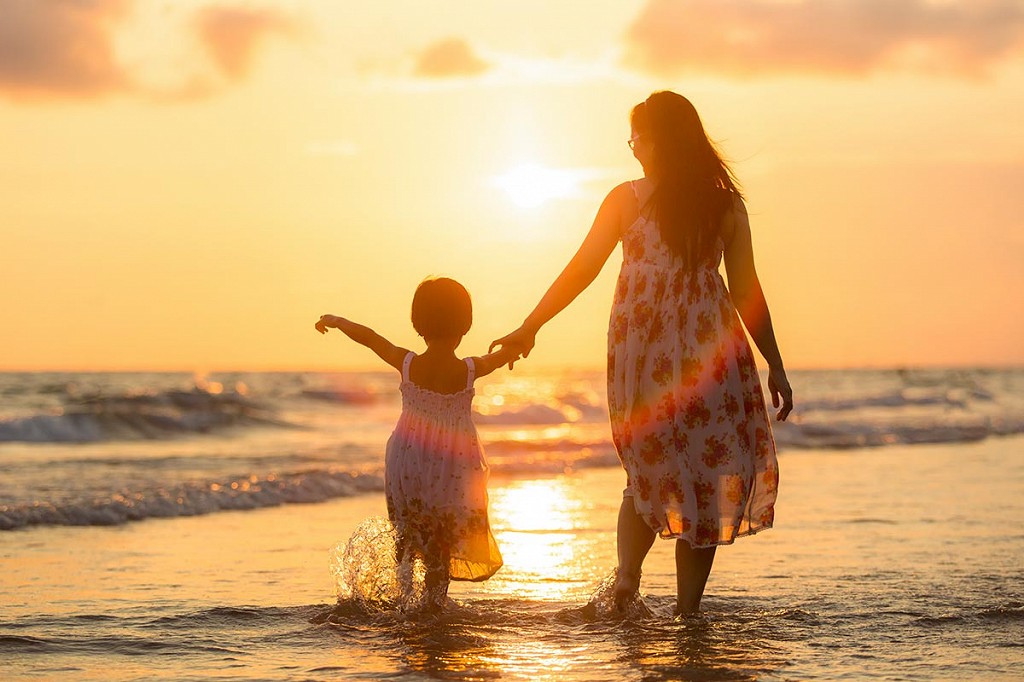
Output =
[
  {"x1": 657, "y1": 520, "x2": 774, "y2": 549},
  {"x1": 450, "y1": 564, "x2": 503, "y2": 583}
]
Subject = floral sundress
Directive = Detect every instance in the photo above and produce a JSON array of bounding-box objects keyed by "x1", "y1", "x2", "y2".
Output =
[
  {"x1": 607, "y1": 182, "x2": 780, "y2": 548},
  {"x1": 384, "y1": 352, "x2": 503, "y2": 581}
]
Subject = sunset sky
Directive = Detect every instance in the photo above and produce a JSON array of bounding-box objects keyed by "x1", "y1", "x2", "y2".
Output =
[{"x1": 2, "y1": 0, "x2": 1022, "y2": 371}]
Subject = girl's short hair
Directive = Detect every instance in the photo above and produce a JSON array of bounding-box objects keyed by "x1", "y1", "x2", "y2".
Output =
[{"x1": 411, "y1": 277, "x2": 472, "y2": 339}]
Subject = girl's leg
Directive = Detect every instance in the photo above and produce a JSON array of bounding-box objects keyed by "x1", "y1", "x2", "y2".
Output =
[
  {"x1": 424, "y1": 565, "x2": 449, "y2": 609},
  {"x1": 394, "y1": 534, "x2": 408, "y2": 567},
  {"x1": 423, "y1": 534, "x2": 450, "y2": 610},
  {"x1": 394, "y1": 534, "x2": 416, "y2": 604},
  {"x1": 674, "y1": 541, "x2": 716, "y2": 614},
  {"x1": 615, "y1": 496, "x2": 656, "y2": 609}
]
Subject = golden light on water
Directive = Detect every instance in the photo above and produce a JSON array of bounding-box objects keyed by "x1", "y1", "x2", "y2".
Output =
[
  {"x1": 493, "y1": 479, "x2": 575, "y2": 532},
  {"x1": 483, "y1": 639, "x2": 586, "y2": 681},
  {"x1": 489, "y1": 478, "x2": 585, "y2": 600}
]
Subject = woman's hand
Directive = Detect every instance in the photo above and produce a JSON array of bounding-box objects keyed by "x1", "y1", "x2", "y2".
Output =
[
  {"x1": 768, "y1": 366, "x2": 793, "y2": 421},
  {"x1": 489, "y1": 326, "x2": 537, "y2": 369},
  {"x1": 315, "y1": 314, "x2": 338, "y2": 334}
]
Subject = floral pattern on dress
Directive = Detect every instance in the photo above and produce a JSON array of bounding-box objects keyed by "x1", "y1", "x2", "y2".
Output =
[
  {"x1": 384, "y1": 355, "x2": 503, "y2": 581},
  {"x1": 608, "y1": 186, "x2": 779, "y2": 548}
]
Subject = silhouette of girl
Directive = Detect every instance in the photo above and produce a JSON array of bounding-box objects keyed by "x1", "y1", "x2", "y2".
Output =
[{"x1": 318, "y1": 277, "x2": 514, "y2": 609}]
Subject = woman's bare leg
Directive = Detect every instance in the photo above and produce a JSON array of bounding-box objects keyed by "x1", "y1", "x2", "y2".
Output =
[
  {"x1": 675, "y1": 541, "x2": 716, "y2": 614},
  {"x1": 615, "y1": 497, "x2": 656, "y2": 609}
]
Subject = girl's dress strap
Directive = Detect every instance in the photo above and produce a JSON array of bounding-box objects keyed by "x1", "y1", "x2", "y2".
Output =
[
  {"x1": 464, "y1": 357, "x2": 476, "y2": 390},
  {"x1": 401, "y1": 351, "x2": 415, "y2": 383}
]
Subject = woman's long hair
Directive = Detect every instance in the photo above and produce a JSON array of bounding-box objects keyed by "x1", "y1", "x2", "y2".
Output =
[{"x1": 631, "y1": 91, "x2": 742, "y2": 268}]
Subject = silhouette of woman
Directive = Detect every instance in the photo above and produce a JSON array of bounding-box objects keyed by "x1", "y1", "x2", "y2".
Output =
[{"x1": 491, "y1": 91, "x2": 793, "y2": 614}]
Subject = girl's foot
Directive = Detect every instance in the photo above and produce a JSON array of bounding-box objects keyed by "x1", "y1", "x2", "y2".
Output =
[{"x1": 613, "y1": 567, "x2": 641, "y2": 612}]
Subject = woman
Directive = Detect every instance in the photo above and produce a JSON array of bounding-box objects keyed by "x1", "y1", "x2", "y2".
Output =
[{"x1": 491, "y1": 91, "x2": 793, "y2": 614}]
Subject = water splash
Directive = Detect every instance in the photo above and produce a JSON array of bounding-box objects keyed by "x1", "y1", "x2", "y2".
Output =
[
  {"x1": 329, "y1": 517, "x2": 401, "y2": 610},
  {"x1": 329, "y1": 516, "x2": 446, "y2": 614},
  {"x1": 583, "y1": 568, "x2": 653, "y2": 619}
]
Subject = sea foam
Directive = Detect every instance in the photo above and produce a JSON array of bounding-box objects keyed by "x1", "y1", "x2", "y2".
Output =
[{"x1": 0, "y1": 470, "x2": 384, "y2": 531}]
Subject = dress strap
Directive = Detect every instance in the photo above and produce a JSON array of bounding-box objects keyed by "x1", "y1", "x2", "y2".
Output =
[
  {"x1": 630, "y1": 179, "x2": 648, "y2": 216},
  {"x1": 401, "y1": 351, "x2": 415, "y2": 383},
  {"x1": 464, "y1": 357, "x2": 476, "y2": 390}
]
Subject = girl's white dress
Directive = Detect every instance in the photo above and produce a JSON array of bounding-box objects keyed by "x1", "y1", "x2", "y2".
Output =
[
  {"x1": 607, "y1": 182, "x2": 780, "y2": 547},
  {"x1": 384, "y1": 352, "x2": 502, "y2": 581}
]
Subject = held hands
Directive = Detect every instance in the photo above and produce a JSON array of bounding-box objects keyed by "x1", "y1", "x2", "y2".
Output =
[
  {"x1": 315, "y1": 314, "x2": 340, "y2": 334},
  {"x1": 768, "y1": 366, "x2": 794, "y2": 422},
  {"x1": 489, "y1": 326, "x2": 537, "y2": 370}
]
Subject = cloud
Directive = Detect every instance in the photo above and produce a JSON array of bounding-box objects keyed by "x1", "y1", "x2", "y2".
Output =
[
  {"x1": 358, "y1": 48, "x2": 642, "y2": 92},
  {"x1": 194, "y1": 5, "x2": 298, "y2": 81},
  {"x1": 0, "y1": 1, "x2": 300, "y2": 102},
  {"x1": 0, "y1": 0, "x2": 132, "y2": 99},
  {"x1": 413, "y1": 38, "x2": 490, "y2": 78},
  {"x1": 625, "y1": 0, "x2": 1024, "y2": 78}
]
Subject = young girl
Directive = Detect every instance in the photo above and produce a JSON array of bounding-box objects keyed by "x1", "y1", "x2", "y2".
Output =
[{"x1": 315, "y1": 277, "x2": 515, "y2": 609}]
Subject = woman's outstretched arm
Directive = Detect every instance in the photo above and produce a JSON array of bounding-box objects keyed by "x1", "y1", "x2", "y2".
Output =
[
  {"x1": 722, "y1": 197, "x2": 793, "y2": 420},
  {"x1": 315, "y1": 314, "x2": 409, "y2": 372},
  {"x1": 490, "y1": 183, "x2": 631, "y2": 360},
  {"x1": 471, "y1": 345, "x2": 522, "y2": 379}
]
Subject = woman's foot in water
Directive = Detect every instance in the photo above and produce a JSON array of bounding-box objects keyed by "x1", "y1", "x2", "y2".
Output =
[{"x1": 613, "y1": 567, "x2": 641, "y2": 611}]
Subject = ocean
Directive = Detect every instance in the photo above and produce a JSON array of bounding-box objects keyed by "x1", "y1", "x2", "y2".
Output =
[{"x1": 2, "y1": 367, "x2": 1023, "y2": 680}]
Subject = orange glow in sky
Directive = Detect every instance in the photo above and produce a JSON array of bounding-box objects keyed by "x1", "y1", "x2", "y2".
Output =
[{"x1": 1, "y1": 1, "x2": 1022, "y2": 370}]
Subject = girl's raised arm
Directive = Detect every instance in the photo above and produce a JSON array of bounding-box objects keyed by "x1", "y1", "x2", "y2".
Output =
[{"x1": 315, "y1": 314, "x2": 409, "y2": 372}]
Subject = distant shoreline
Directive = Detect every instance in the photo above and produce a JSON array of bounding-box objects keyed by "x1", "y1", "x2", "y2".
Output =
[{"x1": 1, "y1": 364, "x2": 1023, "y2": 374}]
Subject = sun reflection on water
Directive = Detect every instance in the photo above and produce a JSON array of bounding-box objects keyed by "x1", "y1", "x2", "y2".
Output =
[{"x1": 488, "y1": 478, "x2": 592, "y2": 601}]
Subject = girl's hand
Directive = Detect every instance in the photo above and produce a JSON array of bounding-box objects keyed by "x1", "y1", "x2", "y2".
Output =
[
  {"x1": 768, "y1": 365, "x2": 793, "y2": 422},
  {"x1": 489, "y1": 326, "x2": 536, "y2": 369},
  {"x1": 315, "y1": 315, "x2": 337, "y2": 334}
]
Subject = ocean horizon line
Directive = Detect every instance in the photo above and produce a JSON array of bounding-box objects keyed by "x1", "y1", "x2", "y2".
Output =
[{"x1": 0, "y1": 363, "x2": 1022, "y2": 374}]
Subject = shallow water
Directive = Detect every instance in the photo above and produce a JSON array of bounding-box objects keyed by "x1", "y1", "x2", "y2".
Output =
[
  {"x1": 6, "y1": 596, "x2": 1020, "y2": 681},
  {"x1": 3, "y1": 439, "x2": 1023, "y2": 680},
  {"x1": 3, "y1": 368, "x2": 1023, "y2": 532}
]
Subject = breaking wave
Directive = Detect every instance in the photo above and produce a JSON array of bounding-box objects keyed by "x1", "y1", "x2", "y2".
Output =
[
  {"x1": 0, "y1": 469, "x2": 383, "y2": 531},
  {"x1": 0, "y1": 388, "x2": 292, "y2": 443}
]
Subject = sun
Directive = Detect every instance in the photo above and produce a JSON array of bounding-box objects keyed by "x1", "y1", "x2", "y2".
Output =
[{"x1": 491, "y1": 163, "x2": 585, "y2": 208}]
